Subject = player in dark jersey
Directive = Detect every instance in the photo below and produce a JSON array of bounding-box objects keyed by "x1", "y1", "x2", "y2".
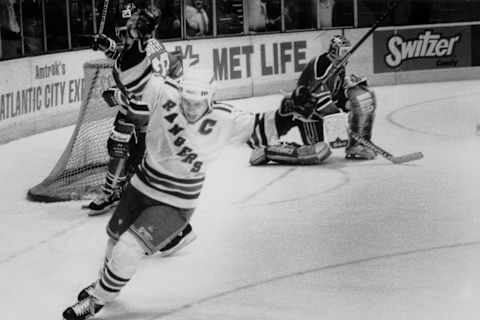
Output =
[
  {"x1": 84, "y1": 3, "x2": 194, "y2": 257},
  {"x1": 250, "y1": 34, "x2": 377, "y2": 165},
  {"x1": 85, "y1": 4, "x2": 181, "y2": 215}
]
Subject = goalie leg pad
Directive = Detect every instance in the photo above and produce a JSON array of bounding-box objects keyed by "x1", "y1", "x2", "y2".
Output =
[
  {"x1": 249, "y1": 147, "x2": 269, "y2": 166},
  {"x1": 265, "y1": 142, "x2": 300, "y2": 165},
  {"x1": 345, "y1": 84, "x2": 377, "y2": 160},
  {"x1": 266, "y1": 142, "x2": 331, "y2": 165},
  {"x1": 296, "y1": 142, "x2": 332, "y2": 164},
  {"x1": 346, "y1": 84, "x2": 376, "y2": 143}
]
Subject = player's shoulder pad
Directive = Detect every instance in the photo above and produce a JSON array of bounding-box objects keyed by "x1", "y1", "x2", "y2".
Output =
[
  {"x1": 212, "y1": 102, "x2": 235, "y2": 114},
  {"x1": 314, "y1": 54, "x2": 334, "y2": 80},
  {"x1": 146, "y1": 38, "x2": 166, "y2": 56}
]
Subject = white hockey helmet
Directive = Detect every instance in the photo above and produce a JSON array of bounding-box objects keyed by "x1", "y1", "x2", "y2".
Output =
[{"x1": 180, "y1": 67, "x2": 216, "y2": 122}]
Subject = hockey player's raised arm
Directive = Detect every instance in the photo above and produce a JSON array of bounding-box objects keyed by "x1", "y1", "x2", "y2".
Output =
[{"x1": 223, "y1": 105, "x2": 282, "y2": 148}]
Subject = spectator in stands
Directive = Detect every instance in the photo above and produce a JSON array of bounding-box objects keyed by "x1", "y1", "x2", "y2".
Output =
[
  {"x1": 318, "y1": 0, "x2": 335, "y2": 27},
  {"x1": 156, "y1": 0, "x2": 181, "y2": 38},
  {"x1": 0, "y1": 0, "x2": 21, "y2": 59},
  {"x1": 217, "y1": 0, "x2": 243, "y2": 35},
  {"x1": 331, "y1": 0, "x2": 354, "y2": 26},
  {"x1": 264, "y1": 0, "x2": 282, "y2": 31},
  {"x1": 185, "y1": 0, "x2": 210, "y2": 37},
  {"x1": 22, "y1": 0, "x2": 43, "y2": 54},
  {"x1": 284, "y1": 0, "x2": 315, "y2": 30},
  {"x1": 247, "y1": 0, "x2": 269, "y2": 32}
]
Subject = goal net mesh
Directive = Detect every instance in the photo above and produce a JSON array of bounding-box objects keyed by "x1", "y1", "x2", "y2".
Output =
[{"x1": 27, "y1": 59, "x2": 116, "y2": 202}]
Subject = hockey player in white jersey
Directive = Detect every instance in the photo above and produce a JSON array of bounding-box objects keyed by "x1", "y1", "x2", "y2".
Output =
[
  {"x1": 62, "y1": 67, "x2": 316, "y2": 320},
  {"x1": 83, "y1": 3, "x2": 194, "y2": 257}
]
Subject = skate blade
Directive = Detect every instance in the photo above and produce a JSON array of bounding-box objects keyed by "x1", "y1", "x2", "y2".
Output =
[
  {"x1": 159, "y1": 233, "x2": 197, "y2": 257},
  {"x1": 345, "y1": 153, "x2": 376, "y2": 160},
  {"x1": 87, "y1": 202, "x2": 119, "y2": 216}
]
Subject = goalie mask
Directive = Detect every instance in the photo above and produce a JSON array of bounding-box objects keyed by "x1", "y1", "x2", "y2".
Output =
[
  {"x1": 328, "y1": 35, "x2": 351, "y2": 62},
  {"x1": 180, "y1": 68, "x2": 215, "y2": 123}
]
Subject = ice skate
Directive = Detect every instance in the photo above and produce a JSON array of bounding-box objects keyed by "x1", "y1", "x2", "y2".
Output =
[
  {"x1": 77, "y1": 282, "x2": 95, "y2": 301},
  {"x1": 62, "y1": 295, "x2": 104, "y2": 320},
  {"x1": 159, "y1": 224, "x2": 197, "y2": 257},
  {"x1": 345, "y1": 144, "x2": 377, "y2": 160},
  {"x1": 82, "y1": 191, "x2": 120, "y2": 216}
]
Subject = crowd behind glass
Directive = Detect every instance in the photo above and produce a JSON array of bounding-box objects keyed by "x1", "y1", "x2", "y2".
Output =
[{"x1": 1, "y1": 0, "x2": 480, "y2": 60}]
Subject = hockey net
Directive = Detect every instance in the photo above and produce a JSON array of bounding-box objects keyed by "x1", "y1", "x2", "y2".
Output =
[{"x1": 27, "y1": 59, "x2": 116, "y2": 202}]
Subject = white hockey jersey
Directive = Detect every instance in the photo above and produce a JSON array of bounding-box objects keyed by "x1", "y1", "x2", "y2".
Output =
[{"x1": 129, "y1": 76, "x2": 280, "y2": 208}]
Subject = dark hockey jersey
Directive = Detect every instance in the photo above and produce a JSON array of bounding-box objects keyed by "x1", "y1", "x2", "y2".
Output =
[
  {"x1": 105, "y1": 38, "x2": 183, "y2": 129},
  {"x1": 285, "y1": 53, "x2": 349, "y2": 145},
  {"x1": 110, "y1": 38, "x2": 182, "y2": 100},
  {"x1": 297, "y1": 53, "x2": 348, "y2": 110}
]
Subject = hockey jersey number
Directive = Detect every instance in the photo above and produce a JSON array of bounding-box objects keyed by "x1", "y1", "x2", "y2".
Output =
[{"x1": 146, "y1": 39, "x2": 170, "y2": 77}]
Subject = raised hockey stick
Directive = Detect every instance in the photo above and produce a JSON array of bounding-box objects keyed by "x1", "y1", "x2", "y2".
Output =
[
  {"x1": 98, "y1": 0, "x2": 110, "y2": 34},
  {"x1": 311, "y1": 0, "x2": 401, "y2": 93},
  {"x1": 349, "y1": 130, "x2": 423, "y2": 164}
]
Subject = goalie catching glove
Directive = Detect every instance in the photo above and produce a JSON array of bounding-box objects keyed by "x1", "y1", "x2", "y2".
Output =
[{"x1": 250, "y1": 141, "x2": 331, "y2": 166}]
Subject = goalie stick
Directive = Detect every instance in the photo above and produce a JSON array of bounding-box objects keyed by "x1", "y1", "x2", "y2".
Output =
[
  {"x1": 311, "y1": 0, "x2": 401, "y2": 93},
  {"x1": 349, "y1": 130, "x2": 423, "y2": 164}
]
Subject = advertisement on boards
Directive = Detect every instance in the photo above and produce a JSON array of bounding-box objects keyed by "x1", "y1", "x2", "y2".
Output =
[
  {"x1": 0, "y1": 51, "x2": 105, "y2": 126},
  {"x1": 0, "y1": 30, "x2": 329, "y2": 142},
  {"x1": 373, "y1": 26, "x2": 471, "y2": 73},
  {"x1": 162, "y1": 31, "x2": 326, "y2": 98}
]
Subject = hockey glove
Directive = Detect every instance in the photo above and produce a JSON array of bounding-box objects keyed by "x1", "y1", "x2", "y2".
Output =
[
  {"x1": 291, "y1": 85, "x2": 318, "y2": 116},
  {"x1": 278, "y1": 86, "x2": 316, "y2": 120},
  {"x1": 92, "y1": 34, "x2": 116, "y2": 53},
  {"x1": 103, "y1": 88, "x2": 128, "y2": 108}
]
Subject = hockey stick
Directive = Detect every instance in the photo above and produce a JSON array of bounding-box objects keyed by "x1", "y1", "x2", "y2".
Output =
[
  {"x1": 87, "y1": 0, "x2": 110, "y2": 109},
  {"x1": 311, "y1": 0, "x2": 401, "y2": 93},
  {"x1": 349, "y1": 130, "x2": 423, "y2": 164},
  {"x1": 98, "y1": 0, "x2": 110, "y2": 34}
]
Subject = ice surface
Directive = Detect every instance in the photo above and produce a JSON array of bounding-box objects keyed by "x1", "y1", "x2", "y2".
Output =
[{"x1": 1, "y1": 80, "x2": 480, "y2": 320}]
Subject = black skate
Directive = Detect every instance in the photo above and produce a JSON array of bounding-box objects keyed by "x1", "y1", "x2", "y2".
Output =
[
  {"x1": 82, "y1": 192, "x2": 120, "y2": 216},
  {"x1": 63, "y1": 296, "x2": 104, "y2": 320},
  {"x1": 77, "y1": 282, "x2": 95, "y2": 301},
  {"x1": 159, "y1": 223, "x2": 197, "y2": 257}
]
